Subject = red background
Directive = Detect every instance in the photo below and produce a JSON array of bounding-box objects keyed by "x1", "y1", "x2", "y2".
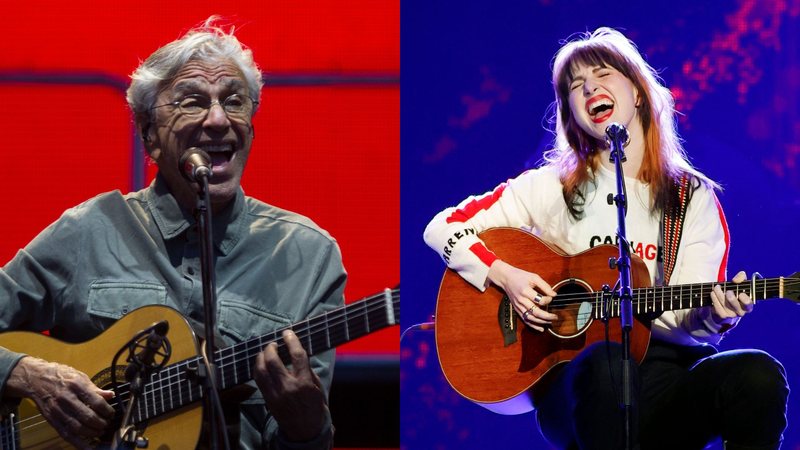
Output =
[{"x1": 0, "y1": 1, "x2": 399, "y2": 354}]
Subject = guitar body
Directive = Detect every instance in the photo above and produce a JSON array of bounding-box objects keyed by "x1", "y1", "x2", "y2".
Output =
[
  {"x1": 0, "y1": 305, "x2": 203, "y2": 449},
  {"x1": 435, "y1": 228, "x2": 652, "y2": 415}
]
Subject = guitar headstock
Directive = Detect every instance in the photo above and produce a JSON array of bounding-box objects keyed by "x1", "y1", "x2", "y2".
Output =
[{"x1": 785, "y1": 272, "x2": 800, "y2": 303}]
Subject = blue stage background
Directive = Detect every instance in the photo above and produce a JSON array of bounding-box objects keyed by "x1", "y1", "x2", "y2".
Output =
[{"x1": 401, "y1": 1, "x2": 800, "y2": 448}]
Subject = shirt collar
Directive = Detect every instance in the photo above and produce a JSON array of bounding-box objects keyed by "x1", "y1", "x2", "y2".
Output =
[{"x1": 147, "y1": 173, "x2": 246, "y2": 255}]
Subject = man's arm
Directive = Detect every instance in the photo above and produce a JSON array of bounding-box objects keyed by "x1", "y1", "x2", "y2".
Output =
[{"x1": 0, "y1": 205, "x2": 117, "y2": 448}]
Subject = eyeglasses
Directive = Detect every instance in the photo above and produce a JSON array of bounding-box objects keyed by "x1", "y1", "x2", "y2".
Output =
[{"x1": 151, "y1": 94, "x2": 258, "y2": 119}]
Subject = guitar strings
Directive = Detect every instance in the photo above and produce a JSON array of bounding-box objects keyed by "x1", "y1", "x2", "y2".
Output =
[
  {"x1": 3, "y1": 273, "x2": 798, "y2": 439},
  {"x1": 139, "y1": 293, "x2": 399, "y2": 399},
  {"x1": 10, "y1": 295, "x2": 395, "y2": 432},
  {"x1": 8, "y1": 292, "x2": 400, "y2": 435},
  {"x1": 128, "y1": 293, "x2": 400, "y2": 415},
  {"x1": 510, "y1": 278, "x2": 797, "y2": 308},
  {"x1": 10, "y1": 299, "x2": 393, "y2": 434},
  {"x1": 112, "y1": 276, "x2": 800, "y2": 414},
  {"x1": 513, "y1": 278, "x2": 800, "y2": 325},
  {"x1": 9, "y1": 276, "x2": 794, "y2": 434},
  {"x1": 11, "y1": 277, "x2": 800, "y2": 435},
  {"x1": 8, "y1": 275, "x2": 794, "y2": 436},
  {"x1": 154, "y1": 293, "x2": 399, "y2": 402},
  {"x1": 136, "y1": 277, "x2": 796, "y2": 402}
]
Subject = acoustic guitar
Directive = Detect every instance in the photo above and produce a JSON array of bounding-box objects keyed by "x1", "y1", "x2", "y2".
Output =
[
  {"x1": 434, "y1": 228, "x2": 799, "y2": 415},
  {"x1": 0, "y1": 288, "x2": 399, "y2": 449}
]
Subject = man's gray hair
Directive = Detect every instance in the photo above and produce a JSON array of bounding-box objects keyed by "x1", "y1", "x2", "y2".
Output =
[{"x1": 126, "y1": 17, "x2": 263, "y2": 120}]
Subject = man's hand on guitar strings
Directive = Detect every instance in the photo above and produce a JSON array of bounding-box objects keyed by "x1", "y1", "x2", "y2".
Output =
[
  {"x1": 488, "y1": 259, "x2": 558, "y2": 332},
  {"x1": 254, "y1": 329, "x2": 328, "y2": 442},
  {"x1": 709, "y1": 270, "x2": 754, "y2": 324},
  {"x1": 5, "y1": 356, "x2": 115, "y2": 449}
]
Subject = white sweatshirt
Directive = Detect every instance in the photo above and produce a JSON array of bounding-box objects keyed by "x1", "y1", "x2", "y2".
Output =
[{"x1": 424, "y1": 164, "x2": 734, "y2": 346}]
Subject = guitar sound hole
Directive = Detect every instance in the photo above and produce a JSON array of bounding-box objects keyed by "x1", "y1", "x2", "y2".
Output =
[{"x1": 548, "y1": 279, "x2": 592, "y2": 338}]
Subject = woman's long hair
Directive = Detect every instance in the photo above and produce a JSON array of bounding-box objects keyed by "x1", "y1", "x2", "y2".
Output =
[{"x1": 544, "y1": 27, "x2": 717, "y2": 219}]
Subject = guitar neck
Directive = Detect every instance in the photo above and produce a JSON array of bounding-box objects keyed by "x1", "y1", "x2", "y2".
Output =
[
  {"x1": 131, "y1": 288, "x2": 399, "y2": 423},
  {"x1": 594, "y1": 277, "x2": 789, "y2": 319},
  {"x1": 216, "y1": 287, "x2": 400, "y2": 389}
]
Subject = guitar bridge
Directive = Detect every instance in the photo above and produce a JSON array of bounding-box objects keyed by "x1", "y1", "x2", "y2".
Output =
[{"x1": 498, "y1": 295, "x2": 518, "y2": 347}]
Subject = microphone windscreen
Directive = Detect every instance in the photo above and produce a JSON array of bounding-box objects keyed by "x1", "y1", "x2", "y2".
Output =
[{"x1": 179, "y1": 148, "x2": 212, "y2": 181}]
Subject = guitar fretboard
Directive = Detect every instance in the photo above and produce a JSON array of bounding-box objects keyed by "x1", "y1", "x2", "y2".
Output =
[
  {"x1": 129, "y1": 288, "x2": 399, "y2": 423},
  {"x1": 589, "y1": 277, "x2": 788, "y2": 319}
]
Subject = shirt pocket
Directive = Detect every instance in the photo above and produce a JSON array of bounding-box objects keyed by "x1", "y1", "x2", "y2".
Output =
[
  {"x1": 217, "y1": 296, "x2": 292, "y2": 344},
  {"x1": 87, "y1": 280, "x2": 168, "y2": 330}
]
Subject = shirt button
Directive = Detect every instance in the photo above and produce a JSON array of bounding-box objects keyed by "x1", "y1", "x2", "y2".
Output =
[{"x1": 187, "y1": 267, "x2": 195, "y2": 275}]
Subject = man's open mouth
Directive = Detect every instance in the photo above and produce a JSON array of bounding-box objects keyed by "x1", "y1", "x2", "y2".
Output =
[{"x1": 196, "y1": 143, "x2": 235, "y2": 167}]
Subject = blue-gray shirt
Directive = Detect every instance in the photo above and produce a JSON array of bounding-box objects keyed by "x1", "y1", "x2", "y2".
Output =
[{"x1": 0, "y1": 174, "x2": 346, "y2": 449}]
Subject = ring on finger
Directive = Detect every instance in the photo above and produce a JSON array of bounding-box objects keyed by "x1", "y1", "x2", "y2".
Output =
[
  {"x1": 533, "y1": 294, "x2": 543, "y2": 304},
  {"x1": 523, "y1": 305, "x2": 537, "y2": 320}
]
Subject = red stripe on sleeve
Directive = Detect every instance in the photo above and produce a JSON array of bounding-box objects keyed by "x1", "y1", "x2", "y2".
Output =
[
  {"x1": 713, "y1": 194, "x2": 730, "y2": 282},
  {"x1": 445, "y1": 183, "x2": 508, "y2": 224},
  {"x1": 469, "y1": 242, "x2": 498, "y2": 267}
]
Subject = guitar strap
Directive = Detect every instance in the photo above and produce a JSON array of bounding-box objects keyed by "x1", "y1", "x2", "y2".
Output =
[{"x1": 659, "y1": 173, "x2": 693, "y2": 285}]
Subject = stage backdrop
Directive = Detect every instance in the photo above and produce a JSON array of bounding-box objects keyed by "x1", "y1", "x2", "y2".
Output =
[
  {"x1": 401, "y1": 1, "x2": 800, "y2": 449},
  {"x1": 0, "y1": 1, "x2": 399, "y2": 355}
]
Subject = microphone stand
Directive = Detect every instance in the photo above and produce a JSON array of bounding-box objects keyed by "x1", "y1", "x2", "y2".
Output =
[
  {"x1": 605, "y1": 123, "x2": 635, "y2": 450},
  {"x1": 195, "y1": 174, "x2": 230, "y2": 450}
]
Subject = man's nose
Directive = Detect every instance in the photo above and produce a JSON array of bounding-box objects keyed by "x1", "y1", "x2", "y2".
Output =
[{"x1": 203, "y1": 102, "x2": 231, "y2": 129}]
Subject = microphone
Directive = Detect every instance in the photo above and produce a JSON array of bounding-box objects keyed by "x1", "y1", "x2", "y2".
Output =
[
  {"x1": 605, "y1": 122, "x2": 629, "y2": 147},
  {"x1": 605, "y1": 122, "x2": 629, "y2": 162},
  {"x1": 179, "y1": 148, "x2": 213, "y2": 182},
  {"x1": 125, "y1": 320, "x2": 170, "y2": 382}
]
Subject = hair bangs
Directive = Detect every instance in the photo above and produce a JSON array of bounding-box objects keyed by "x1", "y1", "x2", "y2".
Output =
[{"x1": 557, "y1": 45, "x2": 637, "y2": 100}]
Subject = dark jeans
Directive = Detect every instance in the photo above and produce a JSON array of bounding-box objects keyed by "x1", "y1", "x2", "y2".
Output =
[{"x1": 534, "y1": 339, "x2": 789, "y2": 450}]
